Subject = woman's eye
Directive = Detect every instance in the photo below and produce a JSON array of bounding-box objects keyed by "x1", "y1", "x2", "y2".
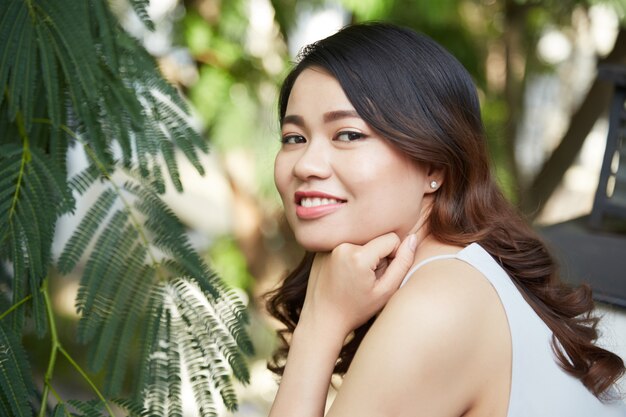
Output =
[
  {"x1": 281, "y1": 135, "x2": 306, "y2": 144},
  {"x1": 335, "y1": 131, "x2": 365, "y2": 142}
]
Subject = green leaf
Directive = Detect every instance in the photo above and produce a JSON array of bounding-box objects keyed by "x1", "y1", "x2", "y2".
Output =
[
  {"x1": 0, "y1": 322, "x2": 36, "y2": 417},
  {"x1": 128, "y1": 0, "x2": 155, "y2": 31},
  {"x1": 57, "y1": 188, "x2": 118, "y2": 273},
  {"x1": 66, "y1": 399, "x2": 106, "y2": 417},
  {"x1": 0, "y1": 0, "x2": 28, "y2": 110},
  {"x1": 103, "y1": 265, "x2": 154, "y2": 396},
  {"x1": 88, "y1": 243, "x2": 146, "y2": 372},
  {"x1": 37, "y1": 0, "x2": 98, "y2": 101},
  {"x1": 90, "y1": 0, "x2": 119, "y2": 70},
  {"x1": 52, "y1": 403, "x2": 69, "y2": 417},
  {"x1": 68, "y1": 163, "x2": 101, "y2": 196},
  {"x1": 34, "y1": 20, "x2": 61, "y2": 127}
]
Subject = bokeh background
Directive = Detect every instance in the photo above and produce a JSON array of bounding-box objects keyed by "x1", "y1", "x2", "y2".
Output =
[{"x1": 44, "y1": 0, "x2": 626, "y2": 415}]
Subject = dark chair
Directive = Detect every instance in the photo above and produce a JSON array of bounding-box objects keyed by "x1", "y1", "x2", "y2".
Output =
[{"x1": 590, "y1": 65, "x2": 626, "y2": 229}]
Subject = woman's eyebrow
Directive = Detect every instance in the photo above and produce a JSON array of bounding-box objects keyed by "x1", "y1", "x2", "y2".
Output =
[
  {"x1": 282, "y1": 114, "x2": 305, "y2": 127},
  {"x1": 323, "y1": 110, "x2": 360, "y2": 123},
  {"x1": 282, "y1": 110, "x2": 361, "y2": 126}
]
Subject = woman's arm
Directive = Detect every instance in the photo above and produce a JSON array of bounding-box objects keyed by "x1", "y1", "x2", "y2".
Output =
[{"x1": 268, "y1": 233, "x2": 418, "y2": 417}]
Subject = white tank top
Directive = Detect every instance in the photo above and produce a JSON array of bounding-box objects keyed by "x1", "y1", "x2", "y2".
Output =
[{"x1": 400, "y1": 243, "x2": 626, "y2": 417}]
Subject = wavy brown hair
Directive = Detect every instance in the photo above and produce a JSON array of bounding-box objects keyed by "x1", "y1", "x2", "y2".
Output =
[{"x1": 265, "y1": 22, "x2": 624, "y2": 398}]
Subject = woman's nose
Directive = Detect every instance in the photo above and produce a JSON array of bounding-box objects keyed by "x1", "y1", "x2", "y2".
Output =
[{"x1": 292, "y1": 140, "x2": 332, "y2": 181}]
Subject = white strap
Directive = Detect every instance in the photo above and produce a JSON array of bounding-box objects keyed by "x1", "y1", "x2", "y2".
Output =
[{"x1": 399, "y1": 254, "x2": 458, "y2": 288}]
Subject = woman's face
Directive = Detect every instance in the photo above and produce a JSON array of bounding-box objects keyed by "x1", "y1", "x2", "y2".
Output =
[{"x1": 274, "y1": 68, "x2": 433, "y2": 252}]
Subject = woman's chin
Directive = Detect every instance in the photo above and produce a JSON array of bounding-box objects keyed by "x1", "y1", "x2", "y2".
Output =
[
  {"x1": 296, "y1": 236, "x2": 369, "y2": 253},
  {"x1": 297, "y1": 240, "x2": 336, "y2": 253}
]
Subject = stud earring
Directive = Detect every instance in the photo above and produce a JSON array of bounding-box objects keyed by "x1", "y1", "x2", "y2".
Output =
[{"x1": 430, "y1": 180, "x2": 438, "y2": 190}]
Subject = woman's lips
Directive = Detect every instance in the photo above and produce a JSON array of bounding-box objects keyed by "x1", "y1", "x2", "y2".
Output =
[{"x1": 294, "y1": 191, "x2": 346, "y2": 219}]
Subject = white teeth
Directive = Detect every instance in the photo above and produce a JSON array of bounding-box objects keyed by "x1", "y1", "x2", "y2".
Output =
[{"x1": 300, "y1": 197, "x2": 341, "y2": 207}]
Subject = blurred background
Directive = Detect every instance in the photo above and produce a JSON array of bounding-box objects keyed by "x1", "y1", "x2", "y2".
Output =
[{"x1": 45, "y1": 0, "x2": 626, "y2": 415}]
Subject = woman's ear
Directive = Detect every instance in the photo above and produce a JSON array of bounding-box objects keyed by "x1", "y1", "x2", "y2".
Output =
[{"x1": 424, "y1": 165, "x2": 445, "y2": 194}]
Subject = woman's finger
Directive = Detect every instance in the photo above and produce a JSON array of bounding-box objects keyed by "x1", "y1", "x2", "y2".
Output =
[
  {"x1": 357, "y1": 233, "x2": 402, "y2": 271},
  {"x1": 376, "y1": 234, "x2": 417, "y2": 293}
]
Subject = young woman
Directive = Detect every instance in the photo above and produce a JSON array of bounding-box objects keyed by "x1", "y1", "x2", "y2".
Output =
[{"x1": 266, "y1": 22, "x2": 625, "y2": 416}]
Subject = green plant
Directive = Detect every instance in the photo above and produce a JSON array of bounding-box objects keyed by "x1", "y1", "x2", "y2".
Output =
[{"x1": 0, "y1": 0, "x2": 252, "y2": 415}]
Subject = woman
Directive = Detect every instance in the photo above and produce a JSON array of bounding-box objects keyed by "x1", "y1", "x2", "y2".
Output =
[{"x1": 266, "y1": 22, "x2": 625, "y2": 416}]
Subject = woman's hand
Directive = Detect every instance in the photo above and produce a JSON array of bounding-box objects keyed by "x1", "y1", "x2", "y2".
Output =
[
  {"x1": 270, "y1": 233, "x2": 419, "y2": 417},
  {"x1": 299, "y1": 232, "x2": 418, "y2": 338}
]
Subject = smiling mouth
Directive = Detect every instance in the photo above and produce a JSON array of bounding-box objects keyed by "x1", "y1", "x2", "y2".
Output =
[{"x1": 299, "y1": 197, "x2": 345, "y2": 207}]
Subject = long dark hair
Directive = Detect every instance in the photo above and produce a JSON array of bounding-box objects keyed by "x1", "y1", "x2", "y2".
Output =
[{"x1": 265, "y1": 22, "x2": 624, "y2": 398}]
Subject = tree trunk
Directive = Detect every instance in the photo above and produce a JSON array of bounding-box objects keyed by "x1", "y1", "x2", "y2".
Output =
[{"x1": 503, "y1": 0, "x2": 531, "y2": 200}]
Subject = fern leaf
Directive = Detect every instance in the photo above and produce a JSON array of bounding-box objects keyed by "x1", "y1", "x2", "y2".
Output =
[
  {"x1": 179, "y1": 300, "x2": 240, "y2": 411},
  {"x1": 34, "y1": 19, "x2": 61, "y2": 127},
  {"x1": 166, "y1": 317, "x2": 183, "y2": 417},
  {"x1": 111, "y1": 398, "x2": 143, "y2": 417},
  {"x1": 160, "y1": 139, "x2": 182, "y2": 192},
  {"x1": 76, "y1": 213, "x2": 135, "y2": 344},
  {"x1": 14, "y1": 217, "x2": 48, "y2": 336},
  {"x1": 0, "y1": 322, "x2": 36, "y2": 417},
  {"x1": 52, "y1": 403, "x2": 68, "y2": 417},
  {"x1": 131, "y1": 187, "x2": 212, "y2": 287},
  {"x1": 134, "y1": 130, "x2": 151, "y2": 179},
  {"x1": 203, "y1": 341, "x2": 238, "y2": 411},
  {"x1": 30, "y1": 147, "x2": 73, "y2": 216},
  {"x1": 135, "y1": 284, "x2": 166, "y2": 397},
  {"x1": 0, "y1": 149, "x2": 22, "y2": 242},
  {"x1": 128, "y1": 0, "x2": 155, "y2": 31},
  {"x1": 46, "y1": 128, "x2": 75, "y2": 215},
  {"x1": 37, "y1": 0, "x2": 97, "y2": 101},
  {"x1": 0, "y1": 0, "x2": 28, "y2": 110},
  {"x1": 66, "y1": 399, "x2": 106, "y2": 417},
  {"x1": 214, "y1": 293, "x2": 254, "y2": 357},
  {"x1": 90, "y1": 0, "x2": 118, "y2": 70},
  {"x1": 88, "y1": 243, "x2": 146, "y2": 373},
  {"x1": 102, "y1": 61, "x2": 144, "y2": 123},
  {"x1": 6, "y1": 7, "x2": 37, "y2": 129},
  {"x1": 73, "y1": 209, "x2": 128, "y2": 319},
  {"x1": 143, "y1": 308, "x2": 173, "y2": 417},
  {"x1": 71, "y1": 98, "x2": 113, "y2": 167},
  {"x1": 0, "y1": 392, "x2": 15, "y2": 417},
  {"x1": 112, "y1": 34, "x2": 208, "y2": 188},
  {"x1": 57, "y1": 187, "x2": 118, "y2": 273},
  {"x1": 150, "y1": 160, "x2": 166, "y2": 194},
  {"x1": 173, "y1": 278, "x2": 249, "y2": 395},
  {"x1": 8, "y1": 148, "x2": 63, "y2": 336},
  {"x1": 153, "y1": 94, "x2": 207, "y2": 172},
  {"x1": 68, "y1": 163, "x2": 101, "y2": 196},
  {"x1": 177, "y1": 319, "x2": 217, "y2": 417},
  {"x1": 7, "y1": 222, "x2": 27, "y2": 332},
  {"x1": 104, "y1": 265, "x2": 154, "y2": 396}
]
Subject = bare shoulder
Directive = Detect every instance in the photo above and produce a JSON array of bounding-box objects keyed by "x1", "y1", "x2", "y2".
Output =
[
  {"x1": 377, "y1": 256, "x2": 505, "y2": 363},
  {"x1": 390, "y1": 255, "x2": 500, "y2": 324},
  {"x1": 327, "y1": 256, "x2": 511, "y2": 417}
]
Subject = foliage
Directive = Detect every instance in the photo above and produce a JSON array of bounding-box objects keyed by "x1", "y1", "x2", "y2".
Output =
[{"x1": 0, "y1": 0, "x2": 252, "y2": 415}]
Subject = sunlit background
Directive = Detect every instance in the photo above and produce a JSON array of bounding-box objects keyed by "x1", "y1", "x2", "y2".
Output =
[{"x1": 46, "y1": 0, "x2": 626, "y2": 415}]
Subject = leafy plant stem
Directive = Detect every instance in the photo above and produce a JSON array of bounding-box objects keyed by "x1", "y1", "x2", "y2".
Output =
[
  {"x1": 39, "y1": 279, "x2": 116, "y2": 417},
  {"x1": 8, "y1": 111, "x2": 30, "y2": 229},
  {"x1": 59, "y1": 346, "x2": 115, "y2": 416},
  {"x1": 39, "y1": 279, "x2": 59, "y2": 417},
  {"x1": 0, "y1": 294, "x2": 33, "y2": 320}
]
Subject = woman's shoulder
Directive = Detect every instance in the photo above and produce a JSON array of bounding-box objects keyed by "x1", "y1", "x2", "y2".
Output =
[
  {"x1": 373, "y1": 241, "x2": 512, "y2": 377},
  {"x1": 387, "y1": 247, "x2": 501, "y2": 336},
  {"x1": 332, "y1": 244, "x2": 511, "y2": 416}
]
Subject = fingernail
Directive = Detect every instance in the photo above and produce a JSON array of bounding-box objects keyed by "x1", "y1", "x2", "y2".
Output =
[{"x1": 408, "y1": 234, "x2": 417, "y2": 251}]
